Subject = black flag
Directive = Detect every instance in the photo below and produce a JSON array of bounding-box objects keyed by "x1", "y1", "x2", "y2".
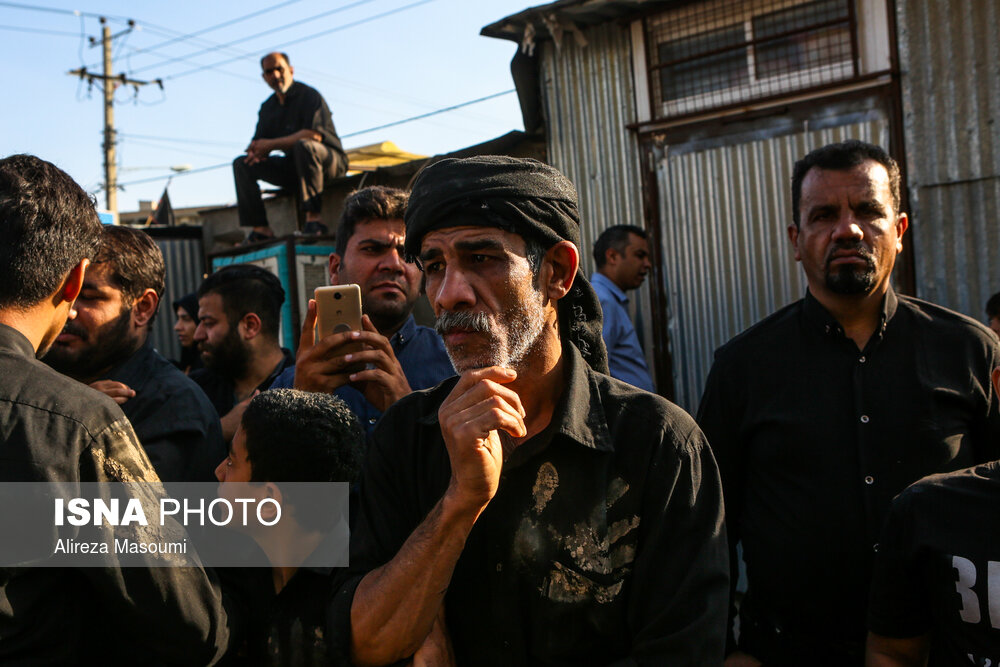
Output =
[{"x1": 147, "y1": 187, "x2": 175, "y2": 226}]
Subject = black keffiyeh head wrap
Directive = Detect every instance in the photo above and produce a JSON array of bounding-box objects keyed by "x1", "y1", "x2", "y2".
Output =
[{"x1": 404, "y1": 155, "x2": 608, "y2": 374}]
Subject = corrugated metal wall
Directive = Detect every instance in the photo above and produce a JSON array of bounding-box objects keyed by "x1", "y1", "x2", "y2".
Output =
[
  {"x1": 540, "y1": 23, "x2": 657, "y2": 381},
  {"x1": 897, "y1": 0, "x2": 1000, "y2": 318},
  {"x1": 150, "y1": 236, "x2": 205, "y2": 363},
  {"x1": 656, "y1": 119, "x2": 889, "y2": 412}
]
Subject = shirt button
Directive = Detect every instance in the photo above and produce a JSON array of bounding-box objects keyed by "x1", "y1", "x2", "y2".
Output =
[
  {"x1": 368, "y1": 417, "x2": 377, "y2": 425},
  {"x1": 860, "y1": 415, "x2": 870, "y2": 424},
  {"x1": 873, "y1": 543, "x2": 880, "y2": 553},
  {"x1": 865, "y1": 475, "x2": 874, "y2": 485},
  {"x1": 859, "y1": 356, "x2": 866, "y2": 363},
  {"x1": 496, "y1": 562, "x2": 503, "y2": 572}
]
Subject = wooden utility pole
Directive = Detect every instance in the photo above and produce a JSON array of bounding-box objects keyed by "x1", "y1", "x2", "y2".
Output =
[
  {"x1": 67, "y1": 17, "x2": 162, "y2": 215},
  {"x1": 101, "y1": 21, "x2": 116, "y2": 213}
]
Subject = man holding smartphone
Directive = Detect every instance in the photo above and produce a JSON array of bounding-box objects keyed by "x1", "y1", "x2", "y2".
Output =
[{"x1": 270, "y1": 186, "x2": 454, "y2": 435}]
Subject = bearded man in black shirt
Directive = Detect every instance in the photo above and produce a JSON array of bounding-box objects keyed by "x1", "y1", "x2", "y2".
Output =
[
  {"x1": 43, "y1": 225, "x2": 224, "y2": 482},
  {"x1": 233, "y1": 51, "x2": 347, "y2": 240},
  {"x1": 331, "y1": 156, "x2": 729, "y2": 666},
  {"x1": 697, "y1": 140, "x2": 1000, "y2": 667}
]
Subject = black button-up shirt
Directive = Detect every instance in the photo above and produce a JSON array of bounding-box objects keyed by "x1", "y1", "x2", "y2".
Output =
[
  {"x1": 0, "y1": 324, "x2": 227, "y2": 664},
  {"x1": 104, "y1": 340, "x2": 225, "y2": 481},
  {"x1": 331, "y1": 343, "x2": 729, "y2": 666},
  {"x1": 697, "y1": 288, "x2": 1000, "y2": 663},
  {"x1": 191, "y1": 348, "x2": 295, "y2": 419},
  {"x1": 221, "y1": 565, "x2": 344, "y2": 667},
  {"x1": 254, "y1": 80, "x2": 346, "y2": 161}
]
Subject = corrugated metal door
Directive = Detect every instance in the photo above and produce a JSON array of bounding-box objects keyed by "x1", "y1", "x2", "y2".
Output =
[{"x1": 653, "y1": 112, "x2": 889, "y2": 412}]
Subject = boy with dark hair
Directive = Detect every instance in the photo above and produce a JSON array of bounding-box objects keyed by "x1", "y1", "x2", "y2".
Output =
[
  {"x1": 217, "y1": 388, "x2": 363, "y2": 665},
  {"x1": 192, "y1": 264, "x2": 295, "y2": 440}
]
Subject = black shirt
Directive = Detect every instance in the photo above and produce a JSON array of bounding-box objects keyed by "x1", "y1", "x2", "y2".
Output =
[
  {"x1": 331, "y1": 342, "x2": 729, "y2": 666},
  {"x1": 697, "y1": 288, "x2": 1000, "y2": 664},
  {"x1": 191, "y1": 348, "x2": 295, "y2": 419},
  {"x1": 0, "y1": 324, "x2": 227, "y2": 665},
  {"x1": 254, "y1": 81, "x2": 346, "y2": 161},
  {"x1": 105, "y1": 340, "x2": 225, "y2": 481},
  {"x1": 868, "y1": 461, "x2": 1000, "y2": 666},
  {"x1": 221, "y1": 566, "x2": 345, "y2": 667}
]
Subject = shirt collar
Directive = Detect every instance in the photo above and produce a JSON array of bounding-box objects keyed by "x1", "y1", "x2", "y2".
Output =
[
  {"x1": 591, "y1": 271, "x2": 628, "y2": 305},
  {"x1": 105, "y1": 338, "x2": 154, "y2": 385},
  {"x1": 389, "y1": 315, "x2": 418, "y2": 351},
  {"x1": 552, "y1": 340, "x2": 614, "y2": 452},
  {"x1": 0, "y1": 323, "x2": 36, "y2": 359},
  {"x1": 802, "y1": 286, "x2": 899, "y2": 339}
]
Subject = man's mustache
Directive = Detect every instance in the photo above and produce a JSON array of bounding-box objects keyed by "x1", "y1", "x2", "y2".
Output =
[
  {"x1": 435, "y1": 311, "x2": 491, "y2": 336},
  {"x1": 60, "y1": 321, "x2": 88, "y2": 340},
  {"x1": 826, "y1": 240, "x2": 875, "y2": 266}
]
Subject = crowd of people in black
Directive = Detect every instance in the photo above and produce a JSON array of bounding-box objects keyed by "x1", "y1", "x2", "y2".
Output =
[{"x1": 2, "y1": 132, "x2": 1000, "y2": 667}]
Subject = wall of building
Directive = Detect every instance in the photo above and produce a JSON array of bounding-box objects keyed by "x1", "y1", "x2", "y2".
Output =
[
  {"x1": 897, "y1": 0, "x2": 1000, "y2": 319},
  {"x1": 148, "y1": 233, "x2": 205, "y2": 363},
  {"x1": 539, "y1": 22, "x2": 658, "y2": 385}
]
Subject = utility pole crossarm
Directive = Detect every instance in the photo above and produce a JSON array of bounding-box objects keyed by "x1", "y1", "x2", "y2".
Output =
[{"x1": 67, "y1": 68, "x2": 163, "y2": 89}]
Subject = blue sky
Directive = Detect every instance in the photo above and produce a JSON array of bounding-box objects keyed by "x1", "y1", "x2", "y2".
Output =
[{"x1": 1, "y1": 0, "x2": 532, "y2": 213}]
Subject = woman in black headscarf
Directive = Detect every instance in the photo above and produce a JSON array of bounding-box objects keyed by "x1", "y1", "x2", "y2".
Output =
[{"x1": 172, "y1": 293, "x2": 203, "y2": 375}]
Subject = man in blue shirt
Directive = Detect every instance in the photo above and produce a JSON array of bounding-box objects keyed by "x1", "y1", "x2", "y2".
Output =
[
  {"x1": 591, "y1": 224, "x2": 655, "y2": 392},
  {"x1": 272, "y1": 186, "x2": 454, "y2": 435}
]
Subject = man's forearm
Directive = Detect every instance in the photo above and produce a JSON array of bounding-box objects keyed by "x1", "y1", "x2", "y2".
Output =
[
  {"x1": 350, "y1": 489, "x2": 481, "y2": 666},
  {"x1": 264, "y1": 129, "x2": 323, "y2": 152}
]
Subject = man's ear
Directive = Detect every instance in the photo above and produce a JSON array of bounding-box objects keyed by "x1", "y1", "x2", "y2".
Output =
[
  {"x1": 894, "y1": 212, "x2": 909, "y2": 253},
  {"x1": 131, "y1": 289, "x2": 159, "y2": 328},
  {"x1": 260, "y1": 482, "x2": 283, "y2": 523},
  {"x1": 328, "y1": 253, "x2": 342, "y2": 284},
  {"x1": 787, "y1": 223, "x2": 802, "y2": 262},
  {"x1": 239, "y1": 312, "x2": 263, "y2": 340},
  {"x1": 991, "y1": 366, "x2": 1000, "y2": 400},
  {"x1": 542, "y1": 241, "x2": 579, "y2": 301},
  {"x1": 59, "y1": 259, "x2": 89, "y2": 312}
]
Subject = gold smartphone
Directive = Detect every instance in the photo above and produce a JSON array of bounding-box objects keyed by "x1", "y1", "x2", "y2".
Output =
[{"x1": 314, "y1": 285, "x2": 364, "y2": 358}]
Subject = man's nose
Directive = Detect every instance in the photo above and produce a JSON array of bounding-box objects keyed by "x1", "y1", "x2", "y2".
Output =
[
  {"x1": 193, "y1": 323, "x2": 206, "y2": 341},
  {"x1": 831, "y1": 213, "x2": 864, "y2": 241},
  {"x1": 378, "y1": 248, "x2": 406, "y2": 273},
  {"x1": 214, "y1": 459, "x2": 226, "y2": 483},
  {"x1": 432, "y1": 267, "x2": 475, "y2": 312}
]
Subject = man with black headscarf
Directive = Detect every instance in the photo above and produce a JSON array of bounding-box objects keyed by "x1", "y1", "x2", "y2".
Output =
[{"x1": 329, "y1": 156, "x2": 728, "y2": 666}]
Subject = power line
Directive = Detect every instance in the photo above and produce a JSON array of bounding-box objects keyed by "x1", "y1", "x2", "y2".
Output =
[
  {"x1": 122, "y1": 137, "x2": 235, "y2": 161},
  {"x1": 0, "y1": 2, "x2": 130, "y2": 23},
  {"x1": 130, "y1": 0, "x2": 375, "y2": 75},
  {"x1": 162, "y1": 0, "x2": 436, "y2": 81},
  {"x1": 130, "y1": 0, "x2": 310, "y2": 57},
  {"x1": 104, "y1": 162, "x2": 231, "y2": 190},
  {"x1": 109, "y1": 88, "x2": 518, "y2": 190},
  {"x1": 341, "y1": 89, "x2": 517, "y2": 137},
  {"x1": 0, "y1": 23, "x2": 79, "y2": 37},
  {"x1": 118, "y1": 132, "x2": 243, "y2": 148}
]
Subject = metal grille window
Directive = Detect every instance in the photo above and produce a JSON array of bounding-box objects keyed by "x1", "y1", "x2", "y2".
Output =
[{"x1": 646, "y1": 0, "x2": 857, "y2": 119}]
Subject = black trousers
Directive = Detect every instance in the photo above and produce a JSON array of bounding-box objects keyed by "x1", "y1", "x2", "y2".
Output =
[{"x1": 232, "y1": 139, "x2": 346, "y2": 228}]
